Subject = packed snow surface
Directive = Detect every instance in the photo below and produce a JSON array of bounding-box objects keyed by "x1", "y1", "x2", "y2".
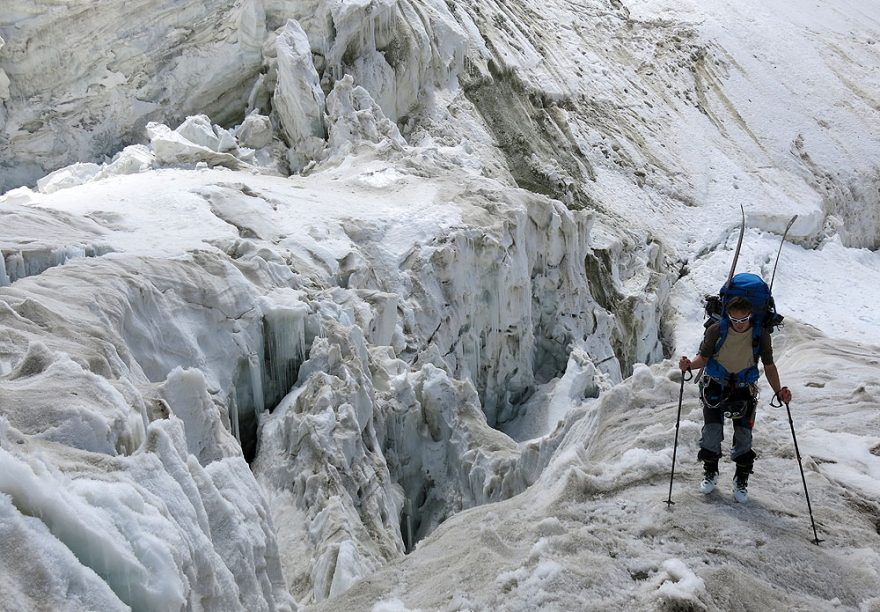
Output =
[{"x1": 1, "y1": 0, "x2": 880, "y2": 610}]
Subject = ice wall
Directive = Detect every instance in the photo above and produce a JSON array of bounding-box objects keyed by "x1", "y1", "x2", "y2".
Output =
[
  {"x1": 1, "y1": 0, "x2": 468, "y2": 190},
  {"x1": 242, "y1": 178, "x2": 667, "y2": 603},
  {"x1": 260, "y1": 0, "x2": 468, "y2": 170},
  {"x1": 0, "y1": 200, "x2": 112, "y2": 287},
  {"x1": 273, "y1": 19, "x2": 327, "y2": 169},
  {"x1": 4, "y1": 0, "x2": 879, "y2": 254},
  {"x1": 0, "y1": 0, "x2": 266, "y2": 191},
  {"x1": 262, "y1": 0, "x2": 467, "y2": 121},
  {"x1": 0, "y1": 141, "x2": 667, "y2": 606},
  {"x1": 0, "y1": 245, "x2": 301, "y2": 608},
  {"x1": 0, "y1": 414, "x2": 292, "y2": 611}
]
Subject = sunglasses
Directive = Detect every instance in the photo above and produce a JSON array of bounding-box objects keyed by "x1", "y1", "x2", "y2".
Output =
[{"x1": 728, "y1": 314, "x2": 751, "y2": 324}]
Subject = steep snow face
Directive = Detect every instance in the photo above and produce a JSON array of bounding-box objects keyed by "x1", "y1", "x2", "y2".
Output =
[{"x1": 448, "y1": 0, "x2": 880, "y2": 248}]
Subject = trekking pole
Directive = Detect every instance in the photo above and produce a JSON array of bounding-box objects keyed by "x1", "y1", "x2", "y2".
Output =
[
  {"x1": 665, "y1": 368, "x2": 693, "y2": 506},
  {"x1": 772, "y1": 392, "x2": 823, "y2": 544}
]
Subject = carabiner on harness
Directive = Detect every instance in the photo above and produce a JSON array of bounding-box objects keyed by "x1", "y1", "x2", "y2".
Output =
[
  {"x1": 700, "y1": 376, "x2": 757, "y2": 420},
  {"x1": 699, "y1": 375, "x2": 731, "y2": 410},
  {"x1": 723, "y1": 400, "x2": 748, "y2": 420}
]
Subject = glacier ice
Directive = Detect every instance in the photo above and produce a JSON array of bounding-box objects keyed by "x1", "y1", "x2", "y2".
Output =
[
  {"x1": 0, "y1": 150, "x2": 667, "y2": 606},
  {"x1": 2, "y1": 0, "x2": 879, "y2": 609},
  {"x1": 274, "y1": 19, "x2": 327, "y2": 171}
]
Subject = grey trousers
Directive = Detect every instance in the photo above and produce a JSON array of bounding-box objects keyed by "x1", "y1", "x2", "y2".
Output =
[{"x1": 699, "y1": 419, "x2": 753, "y2": 462}]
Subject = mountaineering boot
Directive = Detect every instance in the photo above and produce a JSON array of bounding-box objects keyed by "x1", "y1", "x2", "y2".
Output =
[
  {"x1": 699, "y1": 460, "x2": 719, "y2": 494},
  {"x1": 732, "y1": 465, "x2": 751, "y2": 503}
]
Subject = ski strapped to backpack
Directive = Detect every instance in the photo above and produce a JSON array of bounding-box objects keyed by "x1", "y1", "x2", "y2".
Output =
[
  {"x1": 696, "y1": 210, "x2": 796, "y2": 387},
  {"x1": 702, "y1": 272, "x2": 784, "y2": 386},
  {"x1": 693, "y1": 210, "x2": 796, "y2": 386},
  {"x1": 694, "y1": 205, "x2": 746, "y2": 384}
]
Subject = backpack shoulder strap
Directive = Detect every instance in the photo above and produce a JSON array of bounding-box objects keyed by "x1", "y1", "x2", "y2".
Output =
[
  {"x1": 750, "y1": 319, "x2": 764, "y2": 357},
  {"x1": 715, "y1": 318, "x2": 730, "y2": 354}
]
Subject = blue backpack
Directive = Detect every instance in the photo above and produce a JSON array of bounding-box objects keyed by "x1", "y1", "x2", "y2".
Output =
[{"x1": 703, "y1": 273, "x2": 784, "y2": 386}]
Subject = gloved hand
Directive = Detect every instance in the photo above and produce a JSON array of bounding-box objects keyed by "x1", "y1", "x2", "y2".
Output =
[{"x1": 678, "y1": 356, "x2": 691, "y2": 372}]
